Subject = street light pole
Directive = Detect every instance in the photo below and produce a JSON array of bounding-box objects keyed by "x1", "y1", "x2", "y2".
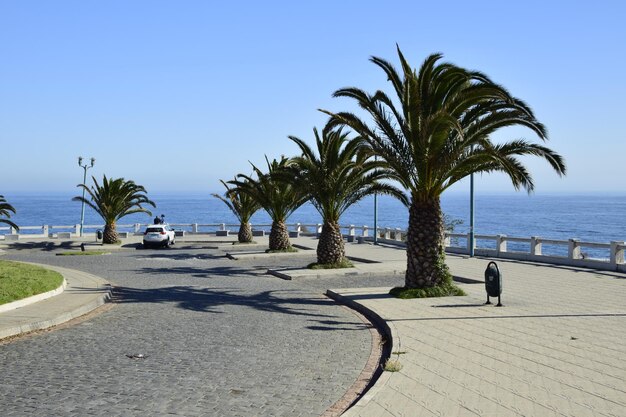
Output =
[{"x1": 78, "y1": 156, "x2": 95, "y2": 237}]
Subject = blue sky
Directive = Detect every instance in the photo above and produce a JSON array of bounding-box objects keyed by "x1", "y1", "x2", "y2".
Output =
[{"x1": 1, "y1": 1, "x2": 624, "y2": 195}]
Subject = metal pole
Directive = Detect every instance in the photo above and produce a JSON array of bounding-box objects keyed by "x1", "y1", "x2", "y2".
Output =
[
  {"x1": 373, "y1": 155, "x2": 378, "y2": 245},
  {"x1": 80, "y1": 166, "x2": 87, "y2": 237},
  {"x1": 469, "y1": 171, "x2": 475, "y2": 257},
  {"x1": 373, "y1": 193, "x2": 378, "y2": 245},
  {"x1": 78, "y1": 157, "x2": 95, "y2": 237}
]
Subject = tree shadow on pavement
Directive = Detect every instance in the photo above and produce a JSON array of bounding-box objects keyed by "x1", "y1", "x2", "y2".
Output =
[
  {"x1": 136, "y1": 252, "x2": 224, "y2": 261},
  {"x1": 3, "y1": 241, "x2": 76, "y2": 252},
  {"x1": 306, "y1": 319, "x2": 372, "y2": 331},
  {"x1": 136, "y1": 265, "x2": 266, "y2": 278},
  {"x1": 111, "y1": 285, "x2": 337, "y2": 320}
]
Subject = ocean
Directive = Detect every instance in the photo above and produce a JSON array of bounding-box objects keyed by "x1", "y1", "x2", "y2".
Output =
[{"x1": 4, "y1": 193, "x2": 626, "y2": 246}]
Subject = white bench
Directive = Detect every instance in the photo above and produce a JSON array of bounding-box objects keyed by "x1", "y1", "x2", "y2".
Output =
[
  {"x1": 216, "y1": 230, "x2": 230, "y2": 237},
  {"x1": 4, "y1": 234, "x2": 19, "y2": 241},
  {"x1": 57, "y1": 232, "x2": 72, "y2": 239},
  {"x1": 288, "y1": 231, "x2": 299, "y2": 238},
  {"x1": 252, "y1": 230, "x2": 265, "y2": 237},
  {"x1": 175, "y1": 230, "x2": 186, "y2": 237}
]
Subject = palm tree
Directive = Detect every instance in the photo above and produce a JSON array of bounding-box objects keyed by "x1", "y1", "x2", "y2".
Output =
[
  {"x1": 73, "y1": 175, "x2": 155, "y2": 244},
  {"x1": 212, "y1": 179, "x2": 261, "y2": 243},
  {"x1": 322, "y1": 47, "x2": 565, "y2": 292},
  {"x1": 289, "y1": 124, "x2": 407, "y2": 265},
  {"x1": 0, "y1": 195, "x2": 19, "y2": 231},
  {"x1": 231, "y1": 157, "x2": 307, "y2": 251}
]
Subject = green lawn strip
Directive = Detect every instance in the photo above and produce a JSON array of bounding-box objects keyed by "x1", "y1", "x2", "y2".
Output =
[
  {"x1": 0, "y1": 260, "x2": 64, "y2": 305},
  {"x1": 56, "y1": 251, "x2": 110, "y2": 256}
]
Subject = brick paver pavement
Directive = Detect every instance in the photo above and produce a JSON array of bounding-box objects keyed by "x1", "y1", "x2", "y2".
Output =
[
  {"x1": 332, "y1": 255, "x2": 626, "y2": 417},
  {"x1": 0, "y1": 245, "x2": 402, "y2": 417}
]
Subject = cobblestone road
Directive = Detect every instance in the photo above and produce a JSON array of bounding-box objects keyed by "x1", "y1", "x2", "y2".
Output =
[{"x1": 0, "y1": 245, "x2": 403, "y2": 416}]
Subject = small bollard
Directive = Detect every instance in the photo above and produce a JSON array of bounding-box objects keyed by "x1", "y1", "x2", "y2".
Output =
[
  {"x1": 484, "y1": 261, "x2": 503, "y2": 307},
  {"x1": 96, "y1": 230, "x2": 103, "y2": 241},
  {"x1": 80, "y1": 243, "x2": 85, "y2": 252}
]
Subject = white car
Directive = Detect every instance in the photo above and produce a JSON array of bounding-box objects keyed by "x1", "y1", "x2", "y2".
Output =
[{"x1": 143, "y1": 225, "x2": 176, "y2": 248}]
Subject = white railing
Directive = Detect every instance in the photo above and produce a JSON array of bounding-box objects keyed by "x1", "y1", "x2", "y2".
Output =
[{"x1": 1, "y1": 223, "x2": 624, "y2": 272}]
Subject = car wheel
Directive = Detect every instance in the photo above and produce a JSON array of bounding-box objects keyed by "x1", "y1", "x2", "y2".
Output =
[{"x1": 164, "y1": 238, "x2": 170, "y2": 248}]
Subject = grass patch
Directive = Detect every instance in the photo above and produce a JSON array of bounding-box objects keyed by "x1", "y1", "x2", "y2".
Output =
[
  {"x1": 232, "y1": 241, "x2": 258, "y2": 245},
  {"x1": 383, "y1": 359, "x2": 403, "y2": 372},
  {"x1": 307, "y1": 258, "x2": 354, "y2": 269},
  {"x1": 390, "y1": 281, "x2": 466, "y2": 299},
  {"x1": 265, "y1": 246, "x2": 298, "y2": 254},
  {"x1": 0, "y1": 260, "x2": 64, "y2": 305},
  {"x1": 390, "y1": 272, "x2": 466, "y2": 299},
  {"x1": 57, "y1": 251, "x2": 110, "y2": 256}
]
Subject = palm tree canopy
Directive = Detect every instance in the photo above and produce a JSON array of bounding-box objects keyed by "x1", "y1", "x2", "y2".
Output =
[
  {"x1": 212, "y1": 178, "x2": 261, "y2": 224},
  {"x1": 0, "y1": 195, "x2": 19, "y2": 231},
  {"x1": 321, "y1": 47, "x2": 566, "y2": 202},
  {"x1": 73, "y1": 175, "x2": 156, "y2": 224},
  {"x1": 289, "y1": 124, "x2": 408, "y2": 223},
  {"x1": 230, "y1": 156, "x2": 307, "y2": 223}
]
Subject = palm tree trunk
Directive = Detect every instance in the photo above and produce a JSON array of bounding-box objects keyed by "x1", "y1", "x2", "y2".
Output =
[
  {"x1": 103, "y1": 222, "x2": 118, "y2": 244},
  {"x1": 317, "y1": 221, "x2": 345, "y2": 264},
  {"x1": 238, "y1": 222, "x2": 253, "y2": 243},
  {"x1": 405, "y1": 197, "x2": 449, "y2": 288},
  {"x1": 269, "y1": 220, "x2": 290, "y2": 251}
]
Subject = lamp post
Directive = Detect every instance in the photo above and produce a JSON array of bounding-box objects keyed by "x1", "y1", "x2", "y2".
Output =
[{"x1": 78, "y1": 156, "x2": 95, "y2": 237}]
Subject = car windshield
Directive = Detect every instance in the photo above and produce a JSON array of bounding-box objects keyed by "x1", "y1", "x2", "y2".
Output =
[{"x1": 146, "y1": 227, "x2": 163, "y2": 233}]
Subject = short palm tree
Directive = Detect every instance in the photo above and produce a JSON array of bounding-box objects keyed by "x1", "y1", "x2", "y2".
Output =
[
  {"x1": 73, "y1": 175, "x2": 155, "y2": 244},
  {"x1": 289, "y1": 124, "x2": 407, "y2": 265},
  {"x1": 323, "y1": 47, "x2": 565, "y2": 292},
  {"x1": 212, "y1": 179, "x2": 261, "y2": 243},
  {"x1": 0, "y1": 195, "x2": 19, "y2": 231},
  {"x1": 231, "y1": 157, "x2": 307, "y2": 251}
]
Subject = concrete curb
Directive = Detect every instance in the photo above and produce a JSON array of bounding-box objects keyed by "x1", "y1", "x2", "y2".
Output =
[
  {"x1": 227, "y1": 249, "x2": 314, "y2": 261},
  {"x1": 267, "y1": 263, "x2": 406, "y2": 280},
  {"x1": 0, "y1": 278, "x2": 67, "y2": 314},
  {"x1": 0, "y1": 263, "x2": 111, "y2": 340},
  {"x1": 325, "y1": 288, "x2": 400, "y2": 417}
]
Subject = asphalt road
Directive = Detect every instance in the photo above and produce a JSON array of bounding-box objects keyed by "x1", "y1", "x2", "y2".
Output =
[{"x1": 0, "y1": 244, "x2": 403, "y2": 417}]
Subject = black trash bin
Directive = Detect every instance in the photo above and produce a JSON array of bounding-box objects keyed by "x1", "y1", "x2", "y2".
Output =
[
  {"x1": 96, "y1": 230, "x2": 103, "y2": 241},
  {"x1": 484, "y1": 261, "x2": 503, "y2": 306}
]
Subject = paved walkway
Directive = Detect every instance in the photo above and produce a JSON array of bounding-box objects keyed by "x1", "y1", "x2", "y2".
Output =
[
  {"x1": 0, "y1": 238, "x2": 393, "y2": 417},
  {"x1": 0, "y1": 263, "x2": 110, "y2": 339},
  {"x1": 2, "y1": 235, "x2": 625, "y2": 416},
  {"x1": 329, "y1": 256, "x2": 626, "y2": 417}
]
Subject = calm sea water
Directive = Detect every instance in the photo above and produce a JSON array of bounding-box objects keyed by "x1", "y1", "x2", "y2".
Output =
[{"x1": 4, "y1": 193, "x2": 626, "y2": 246}]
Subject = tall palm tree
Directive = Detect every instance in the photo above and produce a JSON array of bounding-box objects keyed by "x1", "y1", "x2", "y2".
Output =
[
  {"x1": 322, "y1": 47, "x2": 565, "y2": 292},
  {"x1": 73, "y1": 175, "x2": 155, "y2": 244},
  {"x1": 289, "y1": 124, "x2": 407, "y2": 265},
  {"x1": 212, "y1": 179, "x2": 261, "y2": 243},
  {"x1": 0, "y1": 195, "x2": 19, "y2": 231},
  {"x1": 231, "y1": 157, "x2": 307, "y2": 251}
]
